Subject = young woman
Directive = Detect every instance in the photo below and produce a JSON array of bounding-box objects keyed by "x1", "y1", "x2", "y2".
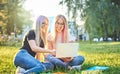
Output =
[
  {"x1": 45, "y1": 15, "x2": 85, "y2": 70},
  {"x1": 13, "y1": 15, "x2": 55, "y2": 74}
]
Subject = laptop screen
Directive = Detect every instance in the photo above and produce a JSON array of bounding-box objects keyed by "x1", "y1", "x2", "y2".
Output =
[{"x1": 56, "y1": 43, "x2": 79, "y2": 58}]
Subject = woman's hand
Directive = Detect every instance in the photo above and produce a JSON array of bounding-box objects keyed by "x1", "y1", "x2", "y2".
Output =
[
  {"x1": 47, "y1": 33, "x2": 54, "y2": 41},
  {"x1": 50, "y1": 49, "x2": 56, "y2": 56},
  {"x1": 61, "y1": 57, "x2": 73, "y2": 62}
]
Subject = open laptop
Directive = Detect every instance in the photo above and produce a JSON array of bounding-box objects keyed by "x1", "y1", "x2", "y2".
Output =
[{"x1": 56, "y1": 43, "x2": 79, "y2": 58}]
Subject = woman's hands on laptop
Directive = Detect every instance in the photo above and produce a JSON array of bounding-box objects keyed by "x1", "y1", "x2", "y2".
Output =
[{"x1": 60, "y1": 57, "x2": 73, "y2": 62}]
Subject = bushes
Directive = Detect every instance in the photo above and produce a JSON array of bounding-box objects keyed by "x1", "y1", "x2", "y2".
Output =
[{"x1": 0, "y1": 34, "x2": 22, "y2": 46}]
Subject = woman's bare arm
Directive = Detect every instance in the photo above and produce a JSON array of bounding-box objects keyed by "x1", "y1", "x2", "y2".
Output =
[{"x1": 28, "y1": 40, "x2": 54, "y2": 53}]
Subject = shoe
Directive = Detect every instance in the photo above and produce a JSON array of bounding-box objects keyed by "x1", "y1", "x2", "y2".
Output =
[
  {"x1": 16, "y1": 66, "x2": 25, "y2": 74},
  {"x1": 71, "y1": 65, "x2": 81, "y2": 71}
]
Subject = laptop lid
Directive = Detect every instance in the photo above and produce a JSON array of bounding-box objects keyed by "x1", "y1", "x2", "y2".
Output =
[{"x1": 56, "y1": 43, "x2": 79, "y2": 58}]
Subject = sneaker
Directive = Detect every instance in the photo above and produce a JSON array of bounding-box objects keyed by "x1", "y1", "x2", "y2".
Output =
[
  {"x1": 16, "y1": 66, "x2": 25, "y2": 74},
  {"x1": 71, "y1": 65, "x2": 81, "y2": 71}
]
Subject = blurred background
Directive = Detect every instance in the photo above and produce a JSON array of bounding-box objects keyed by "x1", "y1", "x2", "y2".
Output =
[{"x1": 0, "y1": 0, "x2": 120, "y2": 45}]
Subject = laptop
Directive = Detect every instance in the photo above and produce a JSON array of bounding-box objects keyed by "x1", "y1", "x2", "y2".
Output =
[{"x1": 56, "y1": 43, "x2": 79, "y2": 58}]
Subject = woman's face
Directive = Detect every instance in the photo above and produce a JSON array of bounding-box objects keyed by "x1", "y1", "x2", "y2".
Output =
[
  {"x1": 40, "y1": 19, "x2": 48, "y2": 33},
  {"x1": 55, "y1": 18, "x2": 65, "y2": 33}
]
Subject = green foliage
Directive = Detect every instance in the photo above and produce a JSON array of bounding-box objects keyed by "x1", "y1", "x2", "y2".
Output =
[
  {"x1": 84, "y1": 0, "x2": 120, "y2": 40},
  {"x1": 61, "y1": 0, "x2": 120, "y2": 41},
  {"x1": 0, "y1": 42, "x2": 120, "y2": 74},
  {"x1": 0, "y1": 34, "x2": 22, "y2": 46},
  {"x1": 0, "y1": 0, "x2": 33, "y2": 35}
]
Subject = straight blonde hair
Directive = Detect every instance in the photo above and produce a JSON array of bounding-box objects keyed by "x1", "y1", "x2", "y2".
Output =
[
  {"x1": 33, "y1": 15, "x2": 48, "y2": 46},
  {"x1": 52, "y1": 15, "x2": 68, "y2": 43}
]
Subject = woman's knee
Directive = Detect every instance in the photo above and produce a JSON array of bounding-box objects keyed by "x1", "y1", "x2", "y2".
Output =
[
  {"x1": 76, "y1": 55, "x2": 85, "y2": 64},
  {"x1": 37, "y1": 64, "x2": 46, "y2": 71},
  {"x1": 43, "y1": 62, "x2": 54, "y2": 70},
  {"x1": 45, "y1": 54, "x2": 54, "y2": 61}
]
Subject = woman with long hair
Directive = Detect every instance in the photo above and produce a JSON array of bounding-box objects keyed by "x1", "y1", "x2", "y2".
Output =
[
  {"x1": 13, "y1": 15, "x2": 55, "y2": 74},
  {"x1": 45, "y1": 14, "x2": 85, "y2": 70}
]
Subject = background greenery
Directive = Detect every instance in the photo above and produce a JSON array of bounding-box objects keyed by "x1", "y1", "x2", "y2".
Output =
[
  {"x1": 1, "y1": 0, "x2": 120, "y2": 42},
  {"x1": 60, "y1": 0, "x2": 120, "y2": 41},
  {"x1": 0, "y1": 0, "x2": 32, "y2": 36},
  {"x1": 0, "y1": 42, "x2": 119, "y2": 74}
]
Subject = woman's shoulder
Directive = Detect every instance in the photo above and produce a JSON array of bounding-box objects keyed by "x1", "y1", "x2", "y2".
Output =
[
  {"x1": 25, "y1": 29, "x2": 35, "y2": 39},
  {"x1": 25, "y1": 29, "x2": 35, "y2": 36},
  {"x1": 27, "y1": 29, "x2": 35, "y2": 34},
  {"x1": 29, "y1": 29, "x2": 35, "y2": 33}
]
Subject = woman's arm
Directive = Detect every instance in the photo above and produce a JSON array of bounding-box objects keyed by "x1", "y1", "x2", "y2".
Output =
[
  {"x1": 47, "y1": 41, "x2": 54, "y2": 50},
  {"x1": 47, "y1": 33, "x2": 54, "y2": 50},
  {"x1": 28, "y1": 40, "x2": 55, "y2": 53}
]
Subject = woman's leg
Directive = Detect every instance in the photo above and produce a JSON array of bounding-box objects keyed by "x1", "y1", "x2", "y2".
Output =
[
  {"x1": 67, "y1": 55, "x2": 85, "y2": 66},
  {"x1": 45, "y1": 54, "x2": 68, "y2": 69},
  {"x1": 42, "y1": 62, "x2": 54, "y2": 72},
  {"x1": 13, "y1": 49, "x2": 46, "y2": 74}
]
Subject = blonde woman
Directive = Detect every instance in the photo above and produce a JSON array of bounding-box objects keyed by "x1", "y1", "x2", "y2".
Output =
[
  {"x1": 13, "y1": 15, "x2": 55, "y2": 74},
  {"x1": 45, "y1": 14, "x2": 85, "y2": 70}
]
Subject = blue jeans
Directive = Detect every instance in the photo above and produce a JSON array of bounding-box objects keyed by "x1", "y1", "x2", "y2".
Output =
[
  {"x1": 13, "y1": 49, "x2": 54, "y2": 74},
  {"x1": 45, "y1": 54, "x2": 85, "y2": 70}
]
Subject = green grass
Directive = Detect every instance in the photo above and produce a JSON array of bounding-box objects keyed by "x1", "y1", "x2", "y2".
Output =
[
  {"x1": 0, "y1": 46, "x2": 18, "y2": 74},
  {"x1": 0, "y1": 42, "x2": 120, "y2": 74},
  {"x1": 79, "y1": 41, "x2": 120, "y2": 74}
]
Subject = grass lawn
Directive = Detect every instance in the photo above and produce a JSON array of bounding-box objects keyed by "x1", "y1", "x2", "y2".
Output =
[{"x1": 0, "y1": 41, "x2": 120, "y2": 74}]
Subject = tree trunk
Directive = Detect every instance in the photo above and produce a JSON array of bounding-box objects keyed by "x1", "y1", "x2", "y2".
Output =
[
  {"x1": 102, "y1": 22, "x2": 108, "y2": 41},
  {"x1": 117, "y1": 31, "x2": 120, "y2": 41},
  {"x1": 113, "y1": 30, "x2": 117, "y2": 41}
]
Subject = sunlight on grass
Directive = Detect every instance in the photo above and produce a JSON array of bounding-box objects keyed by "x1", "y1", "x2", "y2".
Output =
[
  {"x1": 97, "y1": 42, "x2": 120, "y2": 45},
  {"x1": 78, "y1": 42, "x2": 120, "y2": 74},
  {"x1": 0, "y1": 46, "x2": 19, "y2": 73},
  {"x1": 0, "y1": 42, "x2": 120, "y2": 74},
  {"x1": 53, "y1": 72, "x2": 66, "y2": 74}
]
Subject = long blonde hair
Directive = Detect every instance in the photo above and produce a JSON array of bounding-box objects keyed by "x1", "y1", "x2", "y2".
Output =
[
  {"x1": 33, "y1": 15, "x2": 48, "y2": 46},
  {"x1": 52, "y1": 15, "x2": 68, "y2": 43}
]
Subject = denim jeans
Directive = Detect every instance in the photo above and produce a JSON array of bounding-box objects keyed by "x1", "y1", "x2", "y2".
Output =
[
  {"x1": 45, "y1": 54, "x2": 85, "y2": 70},
  {"x1": 13, "y1": 49, "x2": 54, "y2": 74}
]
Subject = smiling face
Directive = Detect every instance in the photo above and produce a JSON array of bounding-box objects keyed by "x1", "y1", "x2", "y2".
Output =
[
  {"x1": 40, "y1": 18, "x2": 48, "y2": 33},
  {"x1": 54, "y1": 15, "x2": 68, "y2": 43},
  {"x1": 55, "y1": 18, "x2": 65, "y2": 33}
]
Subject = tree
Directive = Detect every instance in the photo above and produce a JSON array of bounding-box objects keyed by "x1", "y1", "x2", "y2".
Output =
[
  {"x1": 0, "y1": 0, "x2": 33, "y2": 37},
  {"x1": 60, "y1": 0, "x2": 120, "y2": 41},
  {"x1": 59, "y1": 0, "x2": 82, "y2": 40},
  {"x1": 0, "y1": 0, "x2": 7, "y2": 34}
]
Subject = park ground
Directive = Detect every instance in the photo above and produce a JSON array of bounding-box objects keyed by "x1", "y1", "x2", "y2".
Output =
[{"x1": 0, "y1": 41, "x2": 120, "y2": 74}]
